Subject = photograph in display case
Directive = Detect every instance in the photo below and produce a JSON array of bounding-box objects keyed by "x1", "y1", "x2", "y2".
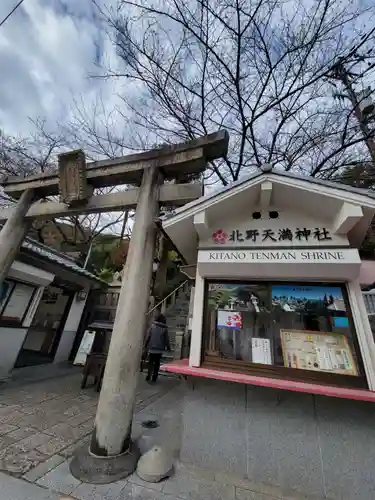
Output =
[
  {"x1": 217, "y1": 310, "x2": 243, "y2": 330},
  {"x1": 272, "y1": 284, "x2": 347, "y2": 313},
  {"x1": 280, "y1": 329, "x2": 358, "y2": 376},
  {"x1": 272, "y1": 285, "x2": 346, "y2": 312}
]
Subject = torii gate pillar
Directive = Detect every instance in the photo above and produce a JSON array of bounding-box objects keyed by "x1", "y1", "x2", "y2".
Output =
[
  {"x1": 0, "y1": 189, "x2": 35, "y2": 284},
  {"x1": 71, "y1": 165, "x2": 162, "y2": 481}
]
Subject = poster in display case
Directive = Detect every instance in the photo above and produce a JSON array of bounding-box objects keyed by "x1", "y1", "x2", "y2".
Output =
[
  {"x1": 217, "y1": 310, "x2": 243, "y2": 330},
  {"x1": 252, "y1": 338, "x2": 272, "y2": 365},
  {"x1": 272, "y1": 284, "x2": 347, "y2": 313},
  {"x1": 280, "y1": 329, "x2": 358, "y2": 376}
]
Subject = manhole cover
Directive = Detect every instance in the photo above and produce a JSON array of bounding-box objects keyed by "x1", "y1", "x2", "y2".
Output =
[{"x1": 141, "y1": 420, "x2": 159, "y2": 429}]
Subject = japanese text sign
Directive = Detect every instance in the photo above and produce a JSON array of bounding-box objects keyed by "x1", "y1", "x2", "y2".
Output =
[{"x1": 212, "y1": 227, "x2": 332, "y2": 244}]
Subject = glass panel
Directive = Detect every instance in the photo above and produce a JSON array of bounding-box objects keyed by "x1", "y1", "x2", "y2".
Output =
[
  {"x1": 2, "y1": 282, "x2": 35, "y2": 322},
  {"x1": 206, "y1": 282, "x2": 360, "y2": 377},
  {"x1": 28, "y1": 286, "x2": 70, "y2": 355},
  {"x1": 0, "y1": 280, "x2": 14, "y2": 311}
]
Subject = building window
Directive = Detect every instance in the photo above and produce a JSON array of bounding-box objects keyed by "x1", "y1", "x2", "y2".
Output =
[
  {"x1": 0, "y1": 281, "x2": 14, "y2": 310},
  {"x1": 203, "y1": 281, "x2": 366, "y2": 388},
  {"x1": 0, "y1": 281, "x2": 37, "y2": 326}
]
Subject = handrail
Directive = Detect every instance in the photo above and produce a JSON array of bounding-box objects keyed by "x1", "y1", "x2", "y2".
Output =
[{"x1": 147, "y1": 279, "x2": 189, "y2": 316}]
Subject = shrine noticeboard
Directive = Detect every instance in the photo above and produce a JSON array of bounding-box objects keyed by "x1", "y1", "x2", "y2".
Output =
[{"x1": 280, "y1": 329, "x2": 358, "y2": 376}]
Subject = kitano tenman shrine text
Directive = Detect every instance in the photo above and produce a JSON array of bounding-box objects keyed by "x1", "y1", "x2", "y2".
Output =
[{"x1": 208, "y1": 250, "x2": 346, "y2": 261}]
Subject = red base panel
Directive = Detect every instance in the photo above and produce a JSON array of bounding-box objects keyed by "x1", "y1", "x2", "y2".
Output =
[{"x1": 161, "y1": 358, "x2": 375, "y2": 403}]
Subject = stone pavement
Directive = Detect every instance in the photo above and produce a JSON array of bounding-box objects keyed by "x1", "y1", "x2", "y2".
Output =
[
  {"x1": 0, "y1": 372, "x2": 181, "y2": 478},
  {"x1": 0, "y1": 371, "x2": 322, "y2": 500},
  {"x1": 0, "y1": 461, "x2": 319, "y2": 500},
  {"x1": 0, "y1": 470, "x2": 61, "y2": 499}
]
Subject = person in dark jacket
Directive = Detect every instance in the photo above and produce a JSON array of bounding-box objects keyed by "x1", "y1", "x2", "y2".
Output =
[{"x1": 144, "y1": 313, "x2": 170, "y2": 382}]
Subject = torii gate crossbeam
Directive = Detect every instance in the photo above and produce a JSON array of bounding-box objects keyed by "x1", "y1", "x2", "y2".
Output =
[{"x1": 1, "y1": 130, "x2": 228, "y2": 198}]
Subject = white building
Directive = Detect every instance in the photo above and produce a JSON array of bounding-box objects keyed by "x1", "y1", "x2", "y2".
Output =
[
  {"x1": 161, "y1": 168, "x2": 375, "y2": 500},
  {"x1": 0, "y1": 237, "x2": 103, "y2": 379}
]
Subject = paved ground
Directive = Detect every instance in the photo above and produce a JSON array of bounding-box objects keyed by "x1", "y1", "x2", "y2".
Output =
[
  {"x1": 0, "y1": 371, "x2": 181, "y2": 477},
  {"x1": 0, "y1": 370, "x2": 320, "y2": 500}
]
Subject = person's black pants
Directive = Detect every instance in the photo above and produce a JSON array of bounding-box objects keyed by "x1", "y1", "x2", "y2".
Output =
[{"x1": 146, "y1": 353, "x2": 162, "y2": 382}]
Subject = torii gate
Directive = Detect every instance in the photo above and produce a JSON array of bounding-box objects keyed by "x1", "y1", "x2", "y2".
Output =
[{"x1": 0, "y1": 130, "x2": 229, "y2": 482}]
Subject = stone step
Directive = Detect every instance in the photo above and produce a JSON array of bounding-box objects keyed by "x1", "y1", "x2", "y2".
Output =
[
  {"x1": 166, "y1": 310, "x2": 189, "y2": 315},
  {"x1": 171, "y1": 299, "x2": 190, "y2": 306},
  {"x1": 173, "y1": 295, "x2": 190, "y2": 302},
  {"x1": 167, "y1": 316, "x2": 188, "y2": 323},
  {"x1": 167, "y1": 312, "x2": 188, "y2": 317},
  {"x1": 168, "y1": 326, "x2": 187, "y2": 333}
]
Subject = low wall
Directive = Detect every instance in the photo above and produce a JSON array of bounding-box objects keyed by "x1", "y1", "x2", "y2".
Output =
[{"x1": 180, "y1": 377, "x2": 375, "y2": 500}]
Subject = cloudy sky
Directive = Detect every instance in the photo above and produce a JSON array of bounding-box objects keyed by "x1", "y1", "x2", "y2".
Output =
[
  {"x1": 1, "y1": 0, "x2": 375, "y2": 172},
  {"x1": 0, "y1": 0, "x2": 122, "y2": 137}
]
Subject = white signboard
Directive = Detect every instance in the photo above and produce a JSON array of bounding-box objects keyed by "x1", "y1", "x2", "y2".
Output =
[
  {"x1": 199, "y1": 248, "x2": 360, "y2": 265},
  {"x1": 202, "y1": 210, "x2": 350, "y2": 249},
  {"x1": 252, "y1": 338, "x2": 272, "y2": 365},
  {"x1": 73, "y1": 330, "x2": 96, "y2": 366}
]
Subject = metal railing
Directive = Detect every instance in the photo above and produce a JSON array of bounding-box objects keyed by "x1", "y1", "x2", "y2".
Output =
[
  {"x1": 89, "y1": 279, "x2": 190, "y2": 325},
  {"x1": 148, "y1": 279, "x2": 189, "y2": 316},
  {"x1": 147, "y1": 279, "x2": 191, "y2": 359}
]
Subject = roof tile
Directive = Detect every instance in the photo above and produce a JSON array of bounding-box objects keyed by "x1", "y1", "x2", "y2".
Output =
[{"x1": 21, "y1": 238, "x2": 103, "y2": 283}]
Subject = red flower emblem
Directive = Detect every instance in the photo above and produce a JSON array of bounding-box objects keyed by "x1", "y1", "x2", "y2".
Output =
[{"x1": 212, "y1": 229, "x2": 228, "y2": 244}]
